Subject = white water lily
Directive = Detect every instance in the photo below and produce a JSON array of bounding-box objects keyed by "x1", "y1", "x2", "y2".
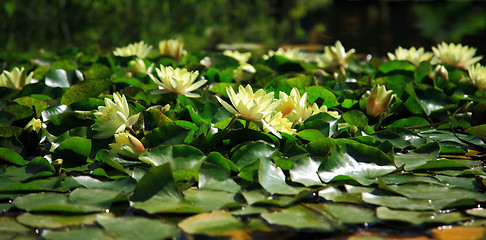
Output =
[
  {"x1": 109, "y1": 132, "x2": 145, "y2": 160},
  {"x1": 263, "y1": 112, "x2": 296, "y2": 135},
  {"x1": 277, "y1": 88, "x2": 314, "y2": 125},
  {"x1": 432, "y1": 42, "x2": 483, "y2": 69},
  {"x1": 216, "y1": 85, "x2": 281, "y2": 121},
  {"x1": 263, "y1": 48, "x2": 304, "y2": 61},
  {"x1": 468, "y1": 63, "x2": 486, "y2": 90},
  {"x1": 128, "y1": 58, "x2": 154, "y2": 74},
  {"x1": 233, "y1": 63, "x2": 256, "y2": 83},
  {"x1": 311, "y1": 104, "x2": 341, "y2": 120},
  {"x1": 149, "y1": 65, "x2": 206, "y2": 98},
  {"x1": 387, "y1": 46, "x2": 434, "y2": 66},
  {"x1": 92, "y1": 92, "x2": 140, "y2": 139},
  {"x1": 113, "y1": 41, "x2": 153, "y2": 59},
  {"x1": 223, "y1": 50, "x2": 252, "y2": 63},
  {"x1": 317, "y1": 41, "x2": 355, "y2": 70},
  {"x1": 159, "y1": 39, "x2": 184, "y2": 60},
  {"x1": 0, "y1": 67, "x2": 33, "y2": 90}
]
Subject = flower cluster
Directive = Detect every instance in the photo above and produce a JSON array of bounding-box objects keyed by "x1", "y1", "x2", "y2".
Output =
[
  {"x1": 263, "y1": 48, "x2": 305, "y2": 61},
  {"x1": 224, "y1": 50, "x2": 256, "y2": 83},
  {"x1": 387, "y1": 46, "x2": 434, "y2": 66},
  {"x1": 0, "y1": 67, "x2": 33, "y2": 90},
  {"x1": 113, "y1": 41, "x2": 153, "y2": 59},
  {"x1": 216, "y1": 85, "x2": 340, "y2": 136}
]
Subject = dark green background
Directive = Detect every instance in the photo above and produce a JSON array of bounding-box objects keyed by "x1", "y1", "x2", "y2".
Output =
[{"x1": 2, "y1": 0, "x2": 486, "y2": 57}]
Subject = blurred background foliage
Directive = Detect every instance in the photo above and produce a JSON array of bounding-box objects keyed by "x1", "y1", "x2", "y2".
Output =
[{"x1": 1, "y1": 0, "x2": 486, "y2": 57}]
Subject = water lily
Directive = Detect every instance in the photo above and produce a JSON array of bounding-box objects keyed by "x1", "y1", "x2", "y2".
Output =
[
  {"x1": 468, "y1": 63, "x2": 486, "y2": 90},
  {"x1": 128, "y1": 58, "x2": 154, "y2": 74},
  {"x1": 366, "y1": 85, "x2": 395, "y2": 118},
  {"x1": 387, "y1": 46, "x2": 434, "y2": 66},
  {"x1": 92, "y1": 92, "x2": 140, "y2": 139},
  {"x1": 149, "y1": 65, "x2": 206, "y2": 98},
  {"x1": 233, "y1": 63, "x2": 256, "y2": 83},
  {"x1": 432, "y1": 42, "x2": 483, "y2": 69},
  {"x1": 216, "y1": 85, "x2": 281, "y2": 121},
  {"x1": 223, "y1": 50, "x2": 252, "y2": 63},
  {"x1": 317, "y1": 41, "x2": 355, "y2": 70},
  {"x1": 277, "y1": 88, "x2": 314, "y2": 125},
  {"x1": 159, "y1": 39, "x2": 184, "y2": 60},
  {"x1": 109, "y1": 132, "x2": 145, "y2": 160},
  {"x1": 24, "y1": 118, "x2": 42, "y2": 133},
  {"x1": 263, "y1": 112, "x2": 296, "y2": 135},
  {"x1": 113, "y1": 41, "x2": 153, "y2": 59},
  {"x1": 0, "y1": 67, "x2": 33, "y2": 90},
  {"x1": 263, "y1": 47, "x2": 304, "y2": 61},
  {"x1": 311, "y1": 104, "x2": 341, "y2": 120}
]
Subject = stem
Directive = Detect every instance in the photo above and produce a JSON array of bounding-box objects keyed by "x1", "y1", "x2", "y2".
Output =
[
  {"x1": 245, "y1": 119, "x2": 250, "y2": 129},
  {"x1": 404, "y1": 121, "x2": 446, "y2": 130}
]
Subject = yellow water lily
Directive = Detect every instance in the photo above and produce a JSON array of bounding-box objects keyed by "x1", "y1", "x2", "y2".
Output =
[
  {"x1": 432, "y1": 42, "x2": 483, "y2": 69},
  {"x1": 92, "y1": 92, "x2": 140, "y2": 139},
  {"x1": 159, "y1": 39, "x2": 184, "y2": 60},
  {"x1": 317, "y1": 41, "x2": 355, "y2": 70},
  {"x1": 263, "y1": 112, "x2": 296, "y2": 135},
  {"x1": 149, "y1": 65, "x2": 206, "y2": 98},
  {"x1": 223, "y1": 50, "x2": 252, "y2": 63},
  {"x1": 113, "y1": 41, "x2": 153, "y2": 59},
  {"x1": 109, "y1": 132, "x2": 145, "y2": 160},
  {"x1": 263, "y1": 48, "x2": 304, "y2": 61},
  {"x1": 366, "y1": 85, "x2": 395, "y2": 118},
  {"x1": 0, "y1": 67, "x2": 33, "y2": 90},
  {"x1": 216, "y1": 85, "x2": 281, "y2": 121},
  {"x1": 468, "y1": 63, "x2": 486, "y2": 90},
  {"x1": 387, "y1": 46, "x2": 434, "y2": 66}
]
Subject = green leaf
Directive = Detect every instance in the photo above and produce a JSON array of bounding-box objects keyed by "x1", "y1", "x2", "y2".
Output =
[
  {"x1": 394, "y1": 142, "x2": 440, "y2": 170},
  {"x1": 362, "y1": 192, "x2": 476, "y2": 211},
  {"x1": 141, "y1": 125, "x2": 190, "y2": 148},
  {"x1": 1, "y1": 104, "x2": 35, "y2": 121},
  {"x1": 18, "y1": 212, "x2": 112, "y2": 229},
  {"x1": 305, "y1": 85, "x2": 339, "y2": 108},
  {"x1": 318, "y1": 143, "x2": 395, "y2": 184},
  {"x1": 289, "y1": 156, "x2": 325, "y2": 187},
  {"x1": 45, "y1": 68, "x2": 79, "y2": 88},
  {"x1": 97, "y1": 216, "x2": 179, "y2": 240},
  {"x1": 466, "y1": 124, "x2": 486, "y2": 140},
  {"x1": 46, "y1": 111, "x2": 94, "y2": 136},
  {"x1": 376, "y1": 60, "x2": 416, "y2": 76},
  {"x1": 376, "y1": 207, "x2": 470, "y2": 225},
  {"x1": 61, "y1": 79, "x2": 111, "y2": 105},
  {"x1": 131, "y1": 163, "x2": 182, "y2": 202},
  {"x1": 261, "y1": 205, "x2": 337, "y2": 230},
  {"x1": 42, "y1": 227, "x2": 113, "y2": 240},
  {"x1": 178, "y1": 210, "x2": 245, "y2": 237},
  {"x1": 343, "y1": 110, "x2": 374, "y2": 134},
  {"x1": 259, "y1": 157, "x2": 306, "y2": 195},
  {"x1": 184, "y1": 189, "x2": 238, "y2": 211},
  {"x1": 52, "y1": 137, "x2": 91, "y2": 168},
  {"x1": 379, "y1": 180, "x2": 486, "y2": 202},
  {"x1": 13, "y1": 96, "x2": 49, "y2": 118},
  {"x1": 297, "y1": 129, "x2": 326, "y2": 142},
  {"x1": 231, "y1": 141, "x2": 277, "y2": 169},
  {"x1": 13, "y1": 188, "x2": 121, "y2": 213},
  {"x1": 139, "y1": 145, "x2": 205, "y2": 173},
  {"x1": 70, "y1": 176, "x2": 136, "y2": 193},
  {"x1": 0, "y1": 147, "x2": 26, "y2": 166},
  {"x1": 198, "y1": 153, "x2": 240, "y2": 193},
  {"x1": 305, "y1": 202, "x2": 377, "y2": 224}
]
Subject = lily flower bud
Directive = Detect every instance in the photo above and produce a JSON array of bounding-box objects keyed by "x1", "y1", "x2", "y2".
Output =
[
  {"x1": 109, "y1": 132, "x2": 145, "y2": 160},
  {"x1": 366, "y1": 85, "x2": 394, "y2": 118}
]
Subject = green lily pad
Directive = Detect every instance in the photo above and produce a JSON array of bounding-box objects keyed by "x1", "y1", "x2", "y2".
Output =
[
  {"x1": 261, "y1": 204, "x2": 337, "y2": 230},
  {"x1": 97, "y1": 216, "x2": 179, "y2": 240}
]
